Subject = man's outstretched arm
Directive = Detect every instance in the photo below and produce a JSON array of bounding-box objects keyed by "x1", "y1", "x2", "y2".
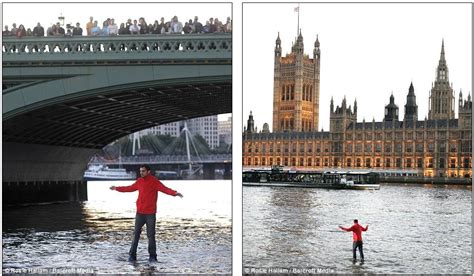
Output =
[
  {"x1": 339, "y1": 225, "x2": 351, "y2": 231},
  {"x1": 363, "y1": 225, "x2": 369, "y2": 231},
  {"x1": 110, "y1": 182, "x2": 138, "y2": 192},
  {"x1": 155, "y1": 179, "x2": 183, "y2": 198}
]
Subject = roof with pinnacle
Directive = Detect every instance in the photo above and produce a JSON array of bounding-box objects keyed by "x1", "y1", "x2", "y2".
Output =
[
  {"x1": 346, "y1": 119, "x2": 458, "y2": 130},
  {"x1": 244, "y1": 131, "x2": 330, "y2": 140}
]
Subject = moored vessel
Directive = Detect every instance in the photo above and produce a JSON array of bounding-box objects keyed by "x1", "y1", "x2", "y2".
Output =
[
  {"x1": 243, "y1": 167, "x2": 380, "y2": 190},
  {"x1": 84, "y1": 164, "x2": 136, "y2": 181}
]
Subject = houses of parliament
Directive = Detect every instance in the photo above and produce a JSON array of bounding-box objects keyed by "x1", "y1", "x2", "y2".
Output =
[{"x1": 243, "y1": 32, "x2": 472, "y2": 178}]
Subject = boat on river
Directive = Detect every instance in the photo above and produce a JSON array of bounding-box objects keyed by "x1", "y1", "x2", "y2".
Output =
[
  {"x1": 84, "y1": 164, "x2": 136, "y2": 181},
  {"x1": 243, "y1": 167, "x2": 380, "y2": 190}
]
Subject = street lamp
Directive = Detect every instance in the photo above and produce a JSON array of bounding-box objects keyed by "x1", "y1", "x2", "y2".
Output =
[{"x1": 58, "y1": 13, "x2": 65, "y2": 26}]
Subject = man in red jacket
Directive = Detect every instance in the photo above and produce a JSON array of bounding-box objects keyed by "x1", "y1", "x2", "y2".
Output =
[
  {"x1": 339, "y1": 219, "x2": 368, "y2": 263},
  {"x1": 110, "y1": 164, "x2": 183, "y2": 262}
]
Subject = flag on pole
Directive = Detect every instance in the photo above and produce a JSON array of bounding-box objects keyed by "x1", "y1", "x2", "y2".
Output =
[{"x1": 294, "y1": 6, "x2": 299, "y2": 12}]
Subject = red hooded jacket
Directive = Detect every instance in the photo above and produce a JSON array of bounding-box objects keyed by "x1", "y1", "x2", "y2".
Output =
[
  {"x1": 340, "y1": 223, "x2": 368, "y2": 241},
  {"x1": 115, "y1": 174, "x2": 177, "y2": 214}
]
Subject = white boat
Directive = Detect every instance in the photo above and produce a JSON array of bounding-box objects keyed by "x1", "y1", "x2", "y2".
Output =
[{"x1": 84, "y1": 164, "x2": 136, "y2": 181}]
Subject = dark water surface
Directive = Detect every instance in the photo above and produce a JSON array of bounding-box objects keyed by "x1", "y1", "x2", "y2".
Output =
[
  {"x1": 3, "y1": 180, "x2": 231, "y2": 274},
  {"x1": 243, "y1": 184, "x2": 471, "y2": 274}
]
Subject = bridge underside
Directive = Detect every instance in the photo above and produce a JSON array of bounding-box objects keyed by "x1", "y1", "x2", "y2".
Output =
[
  {"x1": 3, "y1": 34, "x2": 232, "y2": 205},
  {"x1": 3, "y1": 78, "x2": 231, "y2": 205},
  {"x1": 3, "y1": 79, "x2": 231, "y2": 149}
]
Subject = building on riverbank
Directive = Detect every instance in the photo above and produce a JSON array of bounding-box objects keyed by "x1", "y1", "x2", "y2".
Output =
[{"x1": 243, "y1": 35, "x2": 472, "y2": 178}]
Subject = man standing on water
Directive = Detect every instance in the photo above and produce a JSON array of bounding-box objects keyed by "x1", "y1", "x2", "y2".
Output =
[
  {"x1": 110, "y1": 165, "x2": 183, "y2": 262},
  {"x1": 339, "y1": 219, "x2": 368, "y2": 263}
]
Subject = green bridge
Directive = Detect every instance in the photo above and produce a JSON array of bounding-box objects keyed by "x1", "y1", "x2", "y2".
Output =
[{"x1": 2, "y1": 34, "x2": 232, "y2": 205}]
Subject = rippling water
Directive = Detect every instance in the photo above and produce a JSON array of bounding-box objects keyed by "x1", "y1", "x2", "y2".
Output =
[
  {"x1": 3, "y1": 180, "x2": 231, "y2": 274},
  {"x1": 243, "y1": 184, "x2": 471, "y2": 274}
]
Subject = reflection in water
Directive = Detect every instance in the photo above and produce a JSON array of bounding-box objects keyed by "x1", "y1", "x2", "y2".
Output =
[
  {"x1": 244, "y1": 184, "x2": 471, "y2": 274},
  {"x1": 3, "y1": 180, "x2": 231, "y2": 274},
  {"x1": 267, "y1": 188, "x2": 318, "y2": 263}
]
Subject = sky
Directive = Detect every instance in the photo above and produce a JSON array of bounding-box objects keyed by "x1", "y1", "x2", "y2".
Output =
[
  {"x1": 2, "y1": 2, "x2": 232, "y2": 121},
  {"x1": 243, "y1": 3, "x2": 472, "y2": 132},
  {"x1": 2, "y1": 3, "x2": 231, "y2": 31}
]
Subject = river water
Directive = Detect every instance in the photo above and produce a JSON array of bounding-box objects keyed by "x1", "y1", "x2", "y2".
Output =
[
  {"x1": 243, "y1": 184, "x2": 471, "y2": 274},
  {"x1": 3, "y1": 180, "x2": 231, "y2": 274}
]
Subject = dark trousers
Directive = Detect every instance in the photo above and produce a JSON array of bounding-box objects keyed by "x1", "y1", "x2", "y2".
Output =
[
  {"x1": 129, "y1": 213, "x2": 157, "y2": 257},
  {"x1": 353, "y1": 241, "x2": 364, "y2": 260}
]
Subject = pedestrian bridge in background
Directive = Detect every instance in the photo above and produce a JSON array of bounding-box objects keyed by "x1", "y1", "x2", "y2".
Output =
[
  {"x1": 96, "y1": 153, "x2": 232, "y2": 165},
  {"x1": 2, "y1": 34, "x2": 232, "y2": 204}
]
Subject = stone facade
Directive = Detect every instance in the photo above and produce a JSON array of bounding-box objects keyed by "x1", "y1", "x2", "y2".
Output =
[{"x1": 272, "y1": 32, "x2": 321, "y2": 132}]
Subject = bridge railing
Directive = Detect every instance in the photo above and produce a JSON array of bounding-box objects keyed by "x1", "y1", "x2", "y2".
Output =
[{"x1": 2, "y1": 34, "x2": 232, "y2": 63}]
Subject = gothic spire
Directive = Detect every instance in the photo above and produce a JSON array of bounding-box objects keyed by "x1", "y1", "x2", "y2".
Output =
[
  {"x1": 405, "y1": 82, "x2": 418, "y2": 121},
  {"x1": 275, "y1": 32, "x2": 282, "y2": 57},
  {"x1": 440, "y1": 38, "x2": 445, "y2": 62},
  {"x1": 436, "y1": 39, "x2": 449, "y2": 82},
  {"x1": 408, "y1": 81, "x2": 414, "y2": 96}
]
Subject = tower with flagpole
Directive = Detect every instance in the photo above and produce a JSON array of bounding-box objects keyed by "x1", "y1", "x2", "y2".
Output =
[{"x1": 272, "y1": 3, "x2": 321, "y2": 132}]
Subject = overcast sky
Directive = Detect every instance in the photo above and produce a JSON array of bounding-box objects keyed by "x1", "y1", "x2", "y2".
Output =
[
  {"x1": 243, "y1": 3, "x2": 471, "y2": 132},
  {"x1": 2, "y1": 2, "x2": 232, "y2": 121}
]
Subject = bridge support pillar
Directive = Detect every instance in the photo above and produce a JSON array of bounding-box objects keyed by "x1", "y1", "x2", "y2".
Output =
[
  {"x1": 203, "y1": 163, "x2": 216, "y2": 180},
  {"x1": 3, "y1": 142, "x2": 98, "y2": 205},
  {"x1": 224, "y1": 163, "x2": 232, "y2": 180},
  {"x1": 3, "y1": 180, "x2": 87, "y2": 205}
]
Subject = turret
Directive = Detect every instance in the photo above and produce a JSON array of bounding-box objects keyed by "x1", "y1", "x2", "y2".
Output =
[
  {"x1": 404, "y1": 82, "x2": 418, "y2": 121},
  {"x1": 354, "y1": 98, "x2": 357, "y2": 115},
  {"x1": 313, "y1": 34, "x2": 320, "y2": 60},
  {"x1": 293, "y1": 29, "x2": 304, "y2": 54},
  {"x1": 330, "y1": 97, "x2": 357, "y2": 133},
  {"x1": 459, "y1": 91, "x2": 472, "y2": 129},
  {"x1": 428, "y1": 39, "x2": 454, "y2": 120},
  {"x1": 275, "y1": 32, "x2": 282, "y2": 57},
  {"x1": 384, "y1": 93, "x2": 399, "y2": 121},
  {"x1": 246, "y1": 111, "x2": 255, "y2": 133}
]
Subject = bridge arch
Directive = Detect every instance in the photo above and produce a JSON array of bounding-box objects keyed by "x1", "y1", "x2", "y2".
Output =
[{"x1": 3, "y1": 34, "x2": 231, "y2": 204}]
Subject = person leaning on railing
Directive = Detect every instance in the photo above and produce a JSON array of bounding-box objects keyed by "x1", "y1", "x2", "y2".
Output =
[
  {"x1": 16, "y1": 25, "x2": 26, "y2": 38},
  {"x1": 33, "y1": 23, "x2": 44, "y2": 37},
  {"x1": 72, "y1": 23, "x2": 83, "y2": 36}
]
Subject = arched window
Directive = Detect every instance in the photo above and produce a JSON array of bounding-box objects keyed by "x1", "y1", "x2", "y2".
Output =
[
  {"x1": 291, "y1": 84, "x2": 295, "y2": 100},
  {"x1": 281, "y1": 85, "x2": 285, "y2": 100},
  {"x1": 302, "y1": 84, "x2": 305, "y2": 101}
]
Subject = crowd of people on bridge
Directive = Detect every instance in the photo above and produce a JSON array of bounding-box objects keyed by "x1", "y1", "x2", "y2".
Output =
[{"x1": 3, "y1": 15, "x2": 232, "y2": 38}]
